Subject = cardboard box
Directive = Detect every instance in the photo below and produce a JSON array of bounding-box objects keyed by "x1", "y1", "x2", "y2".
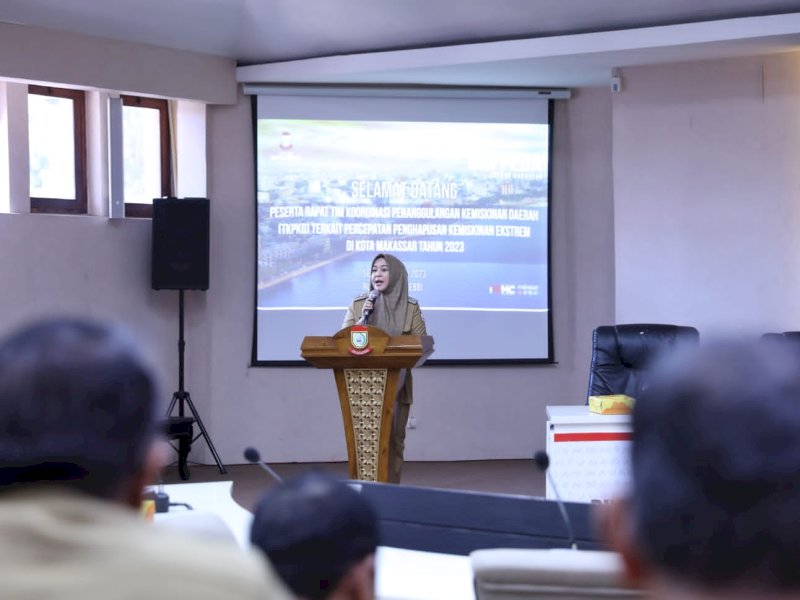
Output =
[{"x1": 588, "y1": 394, "x2": 635, "y2": 415}]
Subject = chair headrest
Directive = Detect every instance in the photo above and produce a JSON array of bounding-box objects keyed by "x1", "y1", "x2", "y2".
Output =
[{"x1": 594, "y1": 324, "x2": 698, "y2": 369}]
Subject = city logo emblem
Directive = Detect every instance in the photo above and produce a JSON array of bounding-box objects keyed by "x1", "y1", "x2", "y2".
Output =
[{"x1": 349, "y1": 325, "x2": 372, "y2": 355}]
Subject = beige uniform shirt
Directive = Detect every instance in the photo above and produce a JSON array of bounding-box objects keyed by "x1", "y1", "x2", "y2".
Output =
[
  {"x1": 0, "y1": 490, "x2": 292, "y2": 600},
  {"x1": 342, "y1": 294, "x2": 427, "y2": 335},
  {"x1": 342, "y1": 295, "x2": 427, "y2": 405}
]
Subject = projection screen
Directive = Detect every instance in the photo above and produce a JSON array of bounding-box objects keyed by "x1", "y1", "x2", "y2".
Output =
[{"x1": 251, "y1": 90, "x2": 553, "y2": 364}]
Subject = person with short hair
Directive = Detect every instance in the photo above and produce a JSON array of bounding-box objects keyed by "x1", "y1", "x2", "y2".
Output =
[
  {"x1": 599, "y1": 338, "x2": 800, "y2": 599},
  {"x1": 0, "y1": 316, "x2": 290, "y2": 600},
  {"x1": 251, "y1": 471, "x2": 379, "y2": 600}
]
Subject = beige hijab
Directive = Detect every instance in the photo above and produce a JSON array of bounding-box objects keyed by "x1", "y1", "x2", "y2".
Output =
[{"x1": 369, "y1": 253, "x2": 408, "y2": 336}]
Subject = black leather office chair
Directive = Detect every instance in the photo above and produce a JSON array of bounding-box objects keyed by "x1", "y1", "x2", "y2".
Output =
[{"x1": 587, "y1": 324, "x2": 699, "y2": 401}]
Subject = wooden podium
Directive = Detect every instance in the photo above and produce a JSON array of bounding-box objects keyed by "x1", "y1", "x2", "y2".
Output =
[{"x1": 301, "y1": 325, "x2": 434, "y2": 482}]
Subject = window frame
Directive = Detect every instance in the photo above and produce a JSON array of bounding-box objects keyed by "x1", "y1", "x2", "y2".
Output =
[
  {"x1": 28, "y1": 85, "x2": 88, "y2": 215},
  {"x1": 121, "y1": 95, "x2": 171, "y2": 219}
]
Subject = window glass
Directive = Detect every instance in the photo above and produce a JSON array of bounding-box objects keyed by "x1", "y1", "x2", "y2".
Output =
[
  {"x1": 123, "y1": 104, "x2": 163, "y2": 205},
  {"x1": 28, "y1": 94, "x2": 76, "y2": 199}
]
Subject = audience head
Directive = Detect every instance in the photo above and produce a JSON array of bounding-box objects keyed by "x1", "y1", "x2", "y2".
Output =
[
  {"x1": 0, "y1": 316, "x2": 163, "y2": 505},
  {"x1": 250, "y1": 471, "x2": 379, "y2": 600},
  {"x1": 601, "y1": 338, "x2": 800, "y2": 597}
]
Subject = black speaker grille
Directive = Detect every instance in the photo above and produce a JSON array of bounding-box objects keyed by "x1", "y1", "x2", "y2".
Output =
[{"x1": 151, "y1": 197, "x2": 210, "y2": 290}]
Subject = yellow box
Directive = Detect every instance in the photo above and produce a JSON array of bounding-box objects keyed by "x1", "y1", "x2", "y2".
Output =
[
  {"x1": 140, "y1": 499, "x2": 155, "y2": 522},
  {"x1": 588, "y1": 394, "x2": 635, "y2": 415}
]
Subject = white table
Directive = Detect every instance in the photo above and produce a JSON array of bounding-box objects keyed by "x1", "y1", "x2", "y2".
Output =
[
  {"x1": 376, "y1": 547, "x2": 475, "y2": 600},
  {"x1": 152, "y1": 481, "x2": 253, "y2": 548},
  {"x1": 545, "y1": 405, "x2": 632, "y2": 504},
  {"x1": 150, "y1": 481, "x2": 476, "y2": 600}
]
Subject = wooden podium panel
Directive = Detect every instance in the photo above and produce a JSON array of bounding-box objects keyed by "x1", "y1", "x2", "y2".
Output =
[{"x1": 301, "y1": 326, "x2": 433, "y2": 482}]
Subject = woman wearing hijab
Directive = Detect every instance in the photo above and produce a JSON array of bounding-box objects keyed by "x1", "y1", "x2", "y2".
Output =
[{"x1": 342, "y1": 254, "x2": 427, "y2": 483}]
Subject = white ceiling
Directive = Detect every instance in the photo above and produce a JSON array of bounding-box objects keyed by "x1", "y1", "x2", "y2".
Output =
[{"x1": 2, "y1": 0, "x2": 800, "y2": 87}]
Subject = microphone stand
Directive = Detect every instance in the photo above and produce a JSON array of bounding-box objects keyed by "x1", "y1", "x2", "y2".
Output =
[
  {"x1": 544, "y1": 468, "x2": 577, "y2": 549},
  {"x1": 535, "y1": 451, "x2": 577, "y2": 549}
]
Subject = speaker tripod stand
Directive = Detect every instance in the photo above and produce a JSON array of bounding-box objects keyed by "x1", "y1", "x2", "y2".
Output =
[{"x1": 165, "y1": 289, "x2": 226, "y2": 479}]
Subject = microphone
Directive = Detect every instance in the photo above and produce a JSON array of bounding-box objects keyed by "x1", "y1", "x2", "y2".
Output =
[
  {"x1": 243, "y1": 447, "x2": 284, "y2": 484},
  {"x1": 534, "y1": 450, "x2": 577, "y2": 549},
  {"x1": 357, "y1": 289, "x2": 380, "y2": 325}
]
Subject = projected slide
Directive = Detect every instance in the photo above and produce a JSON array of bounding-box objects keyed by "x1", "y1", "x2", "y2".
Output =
[{"x1": 255, "y1": 116, "x2": 551, "y2": 362}]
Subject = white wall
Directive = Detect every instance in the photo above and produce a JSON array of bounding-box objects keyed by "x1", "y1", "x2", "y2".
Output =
[
  {"x1": 613, "y1": 53, "x2": 800, "y2": 335},
  {"x1": 0, "y1": 213, "x2": 182, "y2": 390},
  {"x1": 0, "y1": 83, "x2": 29, "y2": 213},
  {"x1": 0, "y1": 22, "x2": 236, "y2": 104},
  {"x1": 0, "y1": 22, "x2": 616, "y2": 466},
  {"x1": 204, "y1": 87, "x2": 615, "y2": 463},
  {"x1": 0, "y1": 25, "x2": 223, "y2": 462}
]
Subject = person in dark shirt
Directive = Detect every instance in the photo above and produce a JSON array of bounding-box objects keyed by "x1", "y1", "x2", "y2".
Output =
[
  {"x1": 251, "y1": 471, "x2": 379, "y2": 600},
  {"x1": 599, "y1": 337, "x2": 800, "y2": 600}
]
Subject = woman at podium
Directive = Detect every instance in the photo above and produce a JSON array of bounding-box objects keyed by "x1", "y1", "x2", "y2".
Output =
[{"x1": 343, "y1": 253, "x2": 427, "y2": 483}]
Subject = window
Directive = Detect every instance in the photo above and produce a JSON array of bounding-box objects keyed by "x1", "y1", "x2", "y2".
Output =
[
  {"x1": 28, "y1": 86, "x2": 87, "y2": 214},
  {"x1": 122, "y1": 95, "x2": 171, "y2": 218}
]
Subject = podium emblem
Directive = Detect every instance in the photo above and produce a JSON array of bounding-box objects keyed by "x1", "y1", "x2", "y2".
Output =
[{"x1": 349, "y1": 325, "x2": 372, "y2": 355}]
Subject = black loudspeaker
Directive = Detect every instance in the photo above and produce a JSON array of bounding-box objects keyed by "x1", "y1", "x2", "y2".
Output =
[{"x1": 151, "y1": 197, "x2": 210, "y2": 290}]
